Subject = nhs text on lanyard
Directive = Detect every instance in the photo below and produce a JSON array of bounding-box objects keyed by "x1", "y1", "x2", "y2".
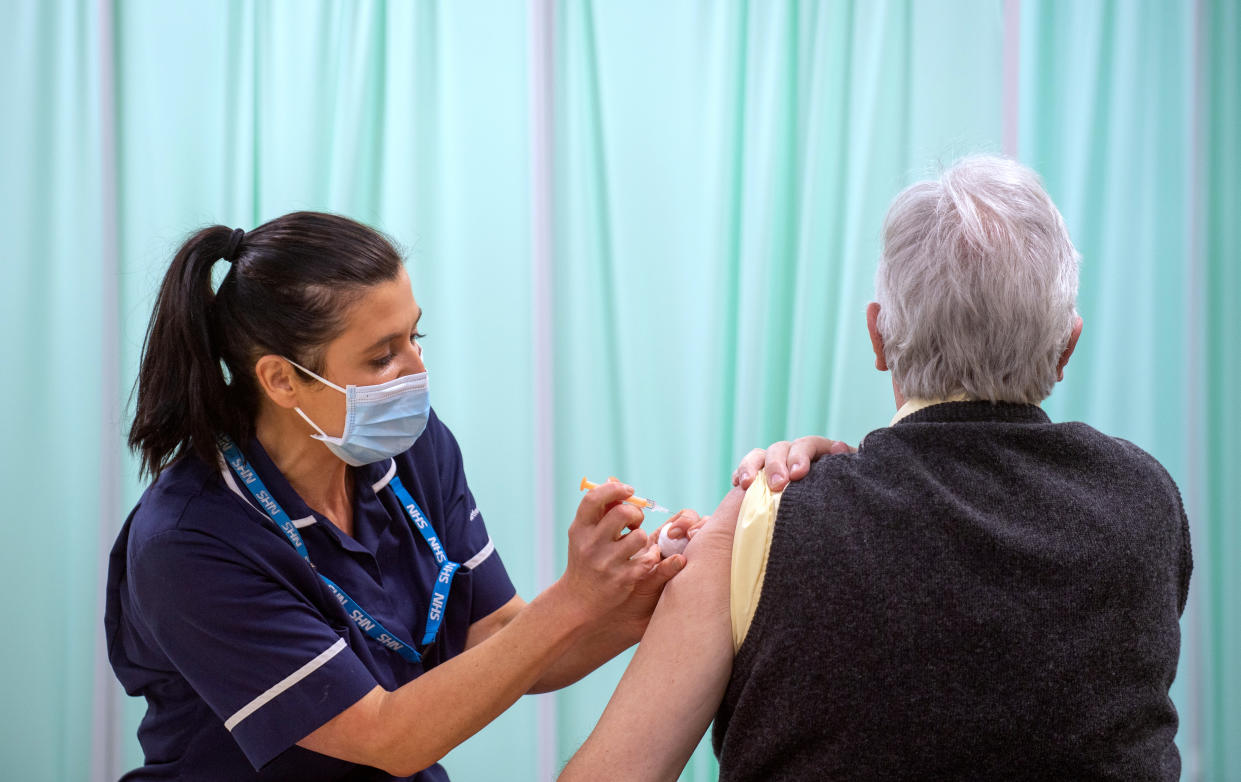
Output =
[{"x1": 219, "y1": 436, "x2": 459, "y2": 663}]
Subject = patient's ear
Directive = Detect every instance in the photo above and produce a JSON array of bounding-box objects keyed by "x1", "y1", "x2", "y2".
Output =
[
  {"x1": 1056, "y1": 316, "x2": 1083, "y2": 381},
  {"x1": 866, "y1": 302, "x2": 888, "y2": 371}
]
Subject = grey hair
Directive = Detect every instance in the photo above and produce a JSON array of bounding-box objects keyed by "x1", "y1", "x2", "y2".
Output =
[{"x1": 875, "y1": 156, "x2": 1080, "y2": 404}]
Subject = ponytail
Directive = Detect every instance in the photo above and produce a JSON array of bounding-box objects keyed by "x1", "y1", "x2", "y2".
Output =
[
  {"x1": 129, "y1": 226, "x2": 244, "y2": 477},
  {"x1": 129, "y1": 212, "x2": 405, "y2": 478}
]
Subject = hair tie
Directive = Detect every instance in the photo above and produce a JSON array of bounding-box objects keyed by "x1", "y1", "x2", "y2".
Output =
[{"x1": 223, "y1": 227, "x2": 245, "y2": 263}]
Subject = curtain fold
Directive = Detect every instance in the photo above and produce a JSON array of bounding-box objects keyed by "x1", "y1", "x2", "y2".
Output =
[
  {"x1": 1017, "y1": 2, "x2": 1226, "y2": 775},
  {"x1": 0, "y1": 2, "x2": 106, "y2": 780},
  {"x1": 1203, "y1": 1, "x2": 1241, "y2": 776}
]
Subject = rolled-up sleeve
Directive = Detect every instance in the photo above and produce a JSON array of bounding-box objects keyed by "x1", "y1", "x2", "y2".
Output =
[
  {"x1": 731, "y1": 471, "x2": 783, "y2": 652},
  {"x1": 128, "y1": 529, "x2": 378, "y2": 770}
]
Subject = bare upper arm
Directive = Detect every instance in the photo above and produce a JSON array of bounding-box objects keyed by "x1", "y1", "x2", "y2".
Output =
[
  {"x1": 560, "y1": 487, "x2": 743, "y2": 782},
  {"x1": 681, "y1": 486, "x2": 744, "y2": 568}
]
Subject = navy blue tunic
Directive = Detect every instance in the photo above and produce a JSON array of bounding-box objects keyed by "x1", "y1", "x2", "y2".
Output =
[{"x1": 105, "y1": 411, "x2": 517, "y2": 780}]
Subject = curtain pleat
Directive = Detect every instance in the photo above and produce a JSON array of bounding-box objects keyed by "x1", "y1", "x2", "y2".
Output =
[
  {"x1": 1017, "y1": 2, "x2": 1214, "y2": 772},
  {"x1": 1203, "y1": 1, "x2": 1241, "y2": 776},
  {"x1": 0, "y1": 2, "x2": 106, "y2": 779}
]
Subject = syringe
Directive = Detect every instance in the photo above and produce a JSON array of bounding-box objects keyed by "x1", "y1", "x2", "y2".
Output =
[{"x1": 579, "y1": 476, "x2": 670, "y2": 513}]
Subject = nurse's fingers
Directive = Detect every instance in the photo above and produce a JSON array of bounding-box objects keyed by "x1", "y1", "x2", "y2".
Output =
[
  {"x1": 786, "y1": 436, "x2": 855, "y2": 481},
  {"x1": 574, "y1": 482, "x2": 636, "y2": 528},
  {"x1": 630, "y1": 538, "x2": 662, "y2": 570},
  {"x1": 732, "y1": 447, "x2": 769, "y2": 489},
  {"x1": 734, "y1": 436, "x2": 855, "y2": 491},
  {"x1": 661, "y1": 509, "x2": 701, "y2": 540},
  {"x1": 763, "y1": 441, "x2": 794, "y2": 491},
  {"x1": 616, "y1": 527, "x2": 650, "y2": 561},
  {"x1": 599, "y1": 502, "x2": 646, "y2": 543}
]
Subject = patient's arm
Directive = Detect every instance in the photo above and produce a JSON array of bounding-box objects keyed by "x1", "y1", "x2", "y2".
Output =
[{"x1": 560, "y1": 488, "x2": 744, "y2": 782}]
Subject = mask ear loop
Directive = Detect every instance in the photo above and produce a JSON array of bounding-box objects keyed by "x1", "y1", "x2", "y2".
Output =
[
  {"x1": 286, "y1": 358, "x2": 348, "y2": 442},
  {"x1": 293, "y1": 407, "x2": 336, "y2": 441},
  {"x1": 286, "y1": 358, "x2": 347, "y2": 393}
]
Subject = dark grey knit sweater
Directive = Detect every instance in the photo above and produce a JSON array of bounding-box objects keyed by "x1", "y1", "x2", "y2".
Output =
[{"x1": 713, "y1": 402, "x2": 1191, "y2": 781}]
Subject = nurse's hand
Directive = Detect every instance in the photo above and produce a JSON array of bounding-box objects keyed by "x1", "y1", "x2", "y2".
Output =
[
  {"x1": 561, "y1": 481, "x2": 659, "y2": 618},
  {"x1": 651, "y1": 508, "x2": 701, "y2": 558},
  {"x1": 611, "y1": 508, "x2": 700, "y2": 632},
  {"x1": 732, "y1": 435, "x2": 855, "y2": 492}
]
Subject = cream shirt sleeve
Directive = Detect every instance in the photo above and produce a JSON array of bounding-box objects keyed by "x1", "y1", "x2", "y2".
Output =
[{"x1": 730, "y1": 470, "x2": 782, "y2": 652}]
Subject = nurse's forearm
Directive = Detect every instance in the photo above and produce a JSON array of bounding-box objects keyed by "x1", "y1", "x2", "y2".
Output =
[
  {"x1": 530, "y1": 547, "x2": 693, "y2": 692},
  {"x1": 528, "y1": 613, "x2": 645, "y2": 692},
  {"x1": 297, "y1": 578, "x2": 594, "y2": 776},
  {"x1": 531, "y1": 544, "x2": 692, "y2": 690}
]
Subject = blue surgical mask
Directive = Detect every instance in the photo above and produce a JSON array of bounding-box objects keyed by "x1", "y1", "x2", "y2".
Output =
[{"x1": 288, "y1": 359, "x2": 431, "y2": 467}]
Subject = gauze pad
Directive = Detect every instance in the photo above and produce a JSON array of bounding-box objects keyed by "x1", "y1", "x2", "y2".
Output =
[{"x1": 657, "y1": 524, "x2": 689, "y2": 558}]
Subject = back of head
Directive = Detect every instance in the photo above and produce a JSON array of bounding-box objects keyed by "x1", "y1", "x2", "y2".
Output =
[{"x1": 875, "y1": 156, "x2": 1080, "y2": 404}]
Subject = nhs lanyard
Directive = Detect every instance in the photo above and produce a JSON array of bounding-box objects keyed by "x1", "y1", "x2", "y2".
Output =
[{"x1": 219, "y1": 437, "x2": 459, "y2": 664}]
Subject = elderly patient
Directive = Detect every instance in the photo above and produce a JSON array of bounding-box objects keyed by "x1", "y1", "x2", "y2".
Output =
[{"x1": 562, "y1": 156, "x2": 1191, "y2": 782}]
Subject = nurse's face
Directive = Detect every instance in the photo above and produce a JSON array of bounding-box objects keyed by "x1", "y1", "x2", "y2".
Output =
[{"x1": 292, "y1": 266, "x2": 426, "y2": 438}]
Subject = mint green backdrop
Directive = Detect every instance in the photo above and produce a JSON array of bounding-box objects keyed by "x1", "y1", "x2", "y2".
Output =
[
  {"x1": 2, "y1": 2, "x2": 1236, "y2": 780},
  {"x1": 1205, "y1": 1, "x2": 1241, "y2": 776}
]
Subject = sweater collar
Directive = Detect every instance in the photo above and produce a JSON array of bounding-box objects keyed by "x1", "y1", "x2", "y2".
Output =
[
  {"x1": 892, "y1": 399, "x2": 1052, "y2": 426},
  {"x1": 890, "y1": 394, "x2": 972, "y2": 426}
]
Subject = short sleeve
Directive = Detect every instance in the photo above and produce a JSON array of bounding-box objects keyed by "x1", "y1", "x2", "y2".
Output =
[
  {"x1": 730, "y1": 471, "x2": 782, "y2": 652},
  {"x1": 426, "y1": 417, "x2": 517, "y2": 623},
  {"x1": 127, "y1": 529, "x2": 378, "y2": 770}
]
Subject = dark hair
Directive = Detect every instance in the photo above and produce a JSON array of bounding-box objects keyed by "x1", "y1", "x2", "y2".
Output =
[{"x1": 129, "y1": 211, "x2": 404, "y2": 478}]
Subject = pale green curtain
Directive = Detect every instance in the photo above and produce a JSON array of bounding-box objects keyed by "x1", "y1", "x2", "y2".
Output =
[
  {"x1": 1019, "y1": 2, "x2": 1237, "y2": 776},
  {"x1": 1203, "y1": 0, "x2": 1241, "y2": 775},
  {"x1": 1, "y1": 3, "x2": 106, "y2": 780},
  {"x1": 551, "y1": 1, "x2": 1004, "y2": 775},
  {"x1": 1017, "y1": 0, "x2": 1200, "y2": 766},
  {"x1": 2, "y1": 2, "x2": 1238, "y2": 781}
]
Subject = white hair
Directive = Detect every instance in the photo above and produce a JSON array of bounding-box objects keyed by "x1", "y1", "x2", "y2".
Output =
[{"x1": 875, "y1": 156, "x2": 1080, "y2": 404}]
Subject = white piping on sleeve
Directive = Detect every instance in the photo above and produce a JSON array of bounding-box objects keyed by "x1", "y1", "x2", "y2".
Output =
[
  {"x1": 224, "y1": 639, "x2": 348, "y2": 732},
  {"x1": 462, "y1": 539, "x2": 495, "y2": 571}
]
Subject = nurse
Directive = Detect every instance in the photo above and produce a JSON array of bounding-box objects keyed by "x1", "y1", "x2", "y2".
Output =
[{"x1": 105, "y1": 211, "x2": 690, "y2": 780}]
